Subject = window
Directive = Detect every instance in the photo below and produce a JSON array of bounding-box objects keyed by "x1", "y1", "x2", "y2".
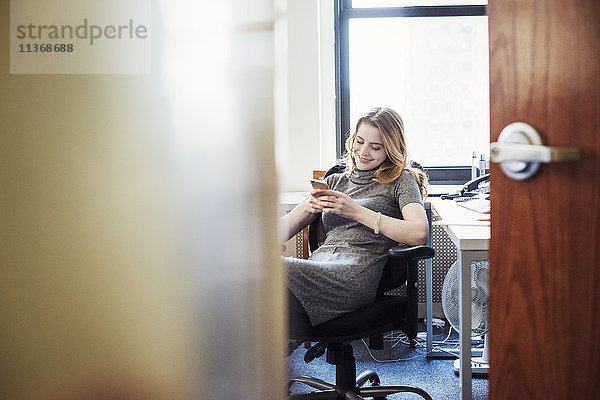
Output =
[
  {"x1": 352, "y1": 0, "x2": 487, "y2": 7},
  {"x1": 335, "y1": 0, "x2": 489, "y2": 182}
]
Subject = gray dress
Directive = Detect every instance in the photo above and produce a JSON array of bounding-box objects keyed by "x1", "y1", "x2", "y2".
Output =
[{"x1": 284, "y1": 168, "x2": 423, "y2": 326}]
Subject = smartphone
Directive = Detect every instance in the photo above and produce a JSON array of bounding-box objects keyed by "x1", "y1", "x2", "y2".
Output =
[{"x1": 310, "y1": 179, "x2": 329, "y2": 190}]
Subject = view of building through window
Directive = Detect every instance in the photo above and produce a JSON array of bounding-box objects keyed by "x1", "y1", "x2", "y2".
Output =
[{"x1": 345, "y1": 2, "x2": 489, "y2": 168}]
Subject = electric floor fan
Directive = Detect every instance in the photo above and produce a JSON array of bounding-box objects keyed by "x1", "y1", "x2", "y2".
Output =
[{"x1": 441, "y1": 259, "x2": 489, "y2": 376}]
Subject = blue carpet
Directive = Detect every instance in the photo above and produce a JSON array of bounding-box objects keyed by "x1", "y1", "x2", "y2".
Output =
[{"x1": 288, "y1": 324, "x2": 488, "y2": 400}]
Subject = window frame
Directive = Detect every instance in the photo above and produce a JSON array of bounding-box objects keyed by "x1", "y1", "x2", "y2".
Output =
[{"x1": 334, "y1": 0, "x2": 487, "y2": 184}]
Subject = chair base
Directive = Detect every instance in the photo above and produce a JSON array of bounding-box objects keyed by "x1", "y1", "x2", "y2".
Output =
[
  {"x1": 288, "y1": 343, "x2": 432, "y2": 400},
  {"x1": 288, "y1": 371, "x2": 432, "y2": 400}
]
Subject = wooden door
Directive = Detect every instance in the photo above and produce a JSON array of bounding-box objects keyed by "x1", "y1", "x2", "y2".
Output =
[{"x1": 488, "y1": 1, "x2": 600, "y2": 399}]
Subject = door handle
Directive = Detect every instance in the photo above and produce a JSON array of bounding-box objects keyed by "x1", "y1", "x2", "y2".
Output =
[
  {"x1": 490, "y1": 122, "x2": 582, "y2": 180},
  {"x1": 490, "y1": 142, "x2": 581, "y2": 163}
]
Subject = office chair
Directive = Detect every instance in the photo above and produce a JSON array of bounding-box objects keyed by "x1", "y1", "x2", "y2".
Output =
[{"x1": 287, "y1": 165, "x2": 434, "y2": 400}]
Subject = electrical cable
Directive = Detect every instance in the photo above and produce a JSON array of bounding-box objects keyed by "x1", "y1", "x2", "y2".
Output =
[
  {"x1": 361, "y1": 338, "x2": 427, "y2": 362},
  {"x1": 361, "y1": 325, "x2": 472, "y2": 363}
]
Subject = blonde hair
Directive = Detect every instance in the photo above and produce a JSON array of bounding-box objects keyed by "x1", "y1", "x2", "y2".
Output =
[{"x1": 341, "y1": 107, "x2": 428, "y2": 199}]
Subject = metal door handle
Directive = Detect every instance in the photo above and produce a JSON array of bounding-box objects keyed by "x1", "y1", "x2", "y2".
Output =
[
  {"x1": 490, "y1": 122, "x2": 582, "y2": 180},
  {"x1": 490, "y1": 142, "x2": 581, "y2": 163}
]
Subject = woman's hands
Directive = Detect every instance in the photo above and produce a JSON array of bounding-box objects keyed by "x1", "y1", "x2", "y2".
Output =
[
  {"x1": 308, "y1": 189, "x2": 362, "y2": 219},
  {"x1": 307, "y1": 190, "x2": 429, "y2": 246},
  {"x1": 305, "y1": 190, "x2": 326, "y2": 214}
]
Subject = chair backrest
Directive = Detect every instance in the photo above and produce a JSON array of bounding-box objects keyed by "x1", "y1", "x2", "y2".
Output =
[{"x1": 312, "y1": 170, "x2": 328, "y2": 180}]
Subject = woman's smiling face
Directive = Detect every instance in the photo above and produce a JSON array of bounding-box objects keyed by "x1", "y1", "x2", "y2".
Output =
[{"x1": 353, "y1": 123, "x2": 387, "y2": 170}]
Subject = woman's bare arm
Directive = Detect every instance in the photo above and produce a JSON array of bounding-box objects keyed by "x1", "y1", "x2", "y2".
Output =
[{"x1": 279, "y1": 190, "x2": 327, "y2": 243}]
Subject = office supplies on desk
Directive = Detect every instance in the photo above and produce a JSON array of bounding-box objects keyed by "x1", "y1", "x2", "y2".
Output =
[
  {"x1": 456, "y1": 198, "x2": 490, "y2": 214},
  {"x1": 433, "y1": 220, "x2": 490, "y2": 227}
]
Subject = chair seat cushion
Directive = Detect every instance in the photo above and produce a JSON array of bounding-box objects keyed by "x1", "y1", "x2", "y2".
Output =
[{"x1": 289, "y1": 295, "x2": 408, "y2": 342}]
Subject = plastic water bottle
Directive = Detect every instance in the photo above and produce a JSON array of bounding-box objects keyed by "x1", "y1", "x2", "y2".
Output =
[
  {"x1": 471, "y1": 151, "x2": 478, "y2": 180},
  {"x1": 479, "y1": 154, "x2": 486, "y2": 176}
]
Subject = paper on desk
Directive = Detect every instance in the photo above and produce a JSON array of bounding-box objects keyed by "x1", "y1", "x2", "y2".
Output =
[{"x1": 433, "y1": 220, "x2": 490, "y2": 227}]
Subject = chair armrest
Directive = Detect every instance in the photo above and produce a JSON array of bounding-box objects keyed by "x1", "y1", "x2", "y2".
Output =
[
  {"x1": 377, "y1": 245, "x2": 434, "y2": 296},
  {"x1": 388, "y1": 245, "x2": 434, "y2": 261}
]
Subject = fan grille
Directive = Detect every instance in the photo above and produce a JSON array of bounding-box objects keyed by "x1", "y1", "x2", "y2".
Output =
[{"x1": 442, "y1": 259, "x2": 489, "y2": 336}]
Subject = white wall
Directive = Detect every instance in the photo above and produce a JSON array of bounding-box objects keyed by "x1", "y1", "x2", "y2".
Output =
[{"x1": 276, "y1": 0, "x2": 336, "y2": 192}]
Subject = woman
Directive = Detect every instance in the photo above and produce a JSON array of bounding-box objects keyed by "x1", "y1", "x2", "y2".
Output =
[{"x1": 281, "y1": 107, "x2": 429, "y2": 326}]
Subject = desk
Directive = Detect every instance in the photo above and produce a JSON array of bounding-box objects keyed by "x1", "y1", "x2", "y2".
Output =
[{"x1": 427, "y1": 197, "x2": 490, "y2": 400}]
